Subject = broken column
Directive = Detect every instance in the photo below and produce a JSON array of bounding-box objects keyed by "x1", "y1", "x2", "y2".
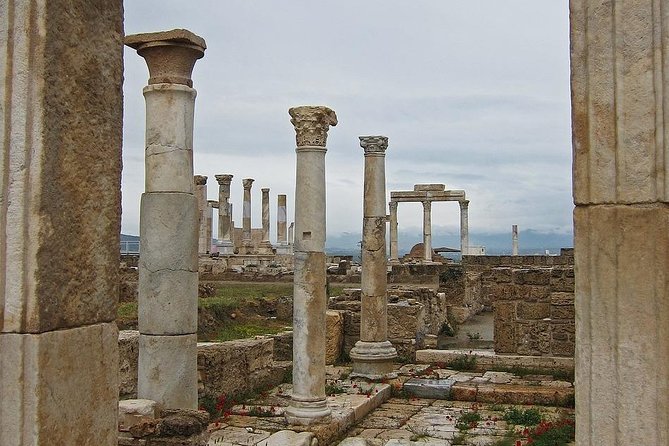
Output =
[
  {"x1": 242, "y1": 178, "x2": 254, "y2": 252},
  {"x1": 571, "y1": 1, "x2": 669, "y2": 443},
  {"x1": 0, "y1": 2, "x2": 123, "y2": 443},
  {"x1": 351, "y1": 136, "x2": 398, "y2": 379},
  {"x1": 126, "y1": 29, "x2": 206, "y2": 410},
  {"x1": 260, "y1": 187, "x2": 272, "y2": 253},
  {"x1": 459, "y1": 200, "x2": 469, "y2": 257},
  {"x1": 512, "y1": 224, "x2": 518, "y2": 256},
  {"x1": 285, "y1": 105, "x2": 338, "y2": 425},
  {"x1": 422, "y1": 200, "x2": 433, "y2": 262},
  {"x1": 389, "y1": 201, "x2": 399, "y2": 262},
  {"x1": 276, "y1": 194, "x2": 290, "y2": 254},
  {"x1": 215, "y1": 174, "x2": 234, "y2": 254},
  {"x1": 194, "y1": 175, "x2": 209, "y2": 254}
]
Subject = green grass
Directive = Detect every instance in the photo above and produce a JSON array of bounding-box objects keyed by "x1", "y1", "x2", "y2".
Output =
[
  {"x1": 503, "y1": 407, "x2": 543, "y2": 426},
  {"x1": 117, "y1": 302, "x2": 137, "y2": 319},
  {"x1": 205, "y1": 322, "x2": 288, "y2": 342}
]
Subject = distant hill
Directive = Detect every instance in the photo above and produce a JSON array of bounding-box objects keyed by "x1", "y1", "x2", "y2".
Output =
[{"x1": 121, "y1": 234, "x2": 140, "y2": 242}]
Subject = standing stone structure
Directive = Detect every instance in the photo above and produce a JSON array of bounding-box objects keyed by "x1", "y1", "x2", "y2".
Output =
[
  {"x1": 277, "y1": 194, "x2": 290, "y2": 254},
  {"x1": 215, "y1": 174, "x2": 234, "y2": 254},
  {"x1": 422, "y1": 200, "x2": 433, "y2": 262},
  {"x1": 350, "y1": 136, "x2": 398, "y2": 379},
  {"x1": 459, "y1": 200, "x2": 469, "y2": 256},
  {"x1": 242, "y1": 178, "x2": 255, "y2": 251},
  {"x1": 1, "y1": 2, "x2": 123, "y2": 444},
  {"x1": 260, "y1": 187, "x2": 273, "y2": 253},
  {"x1": 571, "y1": 2, "x2": 669, "y2": 443},
  {"x1": 389, "y1": 201, "x2": 399, "y2": 263},
  {"x1": 206, "y1": 200, "x2": 217, "y2": 252},
  {"x1": 512, "y1": 225, "x2": 519, "y2": 256},
  {"x1": 285, "y1": 105, "x2": 338, "y2": 425},
  {"x1": 288, "y1": 222, "x2": 295, "y2": 248},
  {"x1": 126, "y1": 29, "x2": 206, "y2": 410},
  {"x1": 195, "y1": 175, "x2": 209, "y2": 254}
]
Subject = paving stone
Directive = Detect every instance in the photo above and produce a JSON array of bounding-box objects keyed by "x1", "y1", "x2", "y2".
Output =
[
  {"x1": 481, "y1": 371, "x2": 514, "y2": 384},
  {"x1": 403, "y1": 378, "x2": 455, "y2": 399}
]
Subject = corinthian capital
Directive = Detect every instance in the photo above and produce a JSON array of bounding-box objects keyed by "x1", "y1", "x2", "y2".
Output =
[
  {"x1": 359, "y1": 136, "x2": 388, "y2": 154},
  {"x1": 289, "y1": 106, "x2": 338, "y2": 147},
  {"x1": 194, "y1": 175, "x2": 207, "y2": 185},
  {"x1": 215, "y1": 174, "x2": 233, "y2": 186},
  {"x1": 242, "y1": 178, "x2": 255, "y2": 189}
]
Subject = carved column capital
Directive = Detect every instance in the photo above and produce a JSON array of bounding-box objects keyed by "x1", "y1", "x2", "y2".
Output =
[
  {"x1": 215, "y1": 174, "x2": 233, "y2": 186},
  {"x1": 460, "y1": 199, "x2": 469, "y2": 209},
  {"x1": 242, "y1": 178, "x2": 255, "y2": 190},
  {"x1": 359, "y1": 136, "x2": 388, "y2": 155},
  {"x1": 194, "y1": 175, "x2": 207, "y2": 185},
  {"x1": 289, "y1": 106, "x2": 338, "y2": 147}
]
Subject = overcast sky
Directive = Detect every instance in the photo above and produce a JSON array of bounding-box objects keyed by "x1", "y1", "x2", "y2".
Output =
[{"x1": 121, "y1": 1, "x2": 572, "y2": 242}]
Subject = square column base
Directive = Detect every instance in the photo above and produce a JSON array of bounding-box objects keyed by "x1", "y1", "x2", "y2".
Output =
[
  {"x1": 285, "y1": 399, "x2": 331, "y2": 426},
  {"x1": 350, "y1": 340, "x2": 398, "y2": 380}
]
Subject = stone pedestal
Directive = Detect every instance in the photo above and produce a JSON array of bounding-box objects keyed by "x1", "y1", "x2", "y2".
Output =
[
  {"x1": 0, "y1": 2, "x2": 123, "y2": 444},
  {"x1": 422, "y1": 201, "x2": 433, "y2": 262},
  {"x1": 195, "y1": 175, "x2": 209, "y2": 254},
  {"x1": 285, "y1": 105, "x2": 337, "y2": 425},
  {"x1": 126, "y1": 28, "x2": 205, "y2": 410},
  {"x1": 351, "y1": 136, "x2": 397, "y2": 379},
  {"x1": 459, "y1": 200, "x2": 469, "y2": 257},
  {"x1": 389, "y1": 201, "x2": 399, "y2": 263},
  {"x1": 215, "y1": 174, "x2": 234, "y2": 255},
  {"x1": 511, "y1": 225, "x2": 518, "y2": 256},
  {"x1": 571, "y1": 1, "x2": 669, "y2": 443}
]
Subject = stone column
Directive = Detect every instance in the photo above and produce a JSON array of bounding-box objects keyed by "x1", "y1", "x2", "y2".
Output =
[
  {"x1": 276, "y1": 194, "x2": 289, "y2": 254},
  {"x1": 511, "y1": 224, "x2": 518, "y2": 256},
  {"x1": 206, "y1": 200, "x2": 217, "y2": 253},
  {"x1": 285, "y1": 105, "x2": 338, "y2": 425},
  {"x1": 0, "y1": 3, "x2": 123, "y2": 444},
  {"x1": 194, "y1": 175, "x2": 209, "y2": 254},
  {"x1": 459, "y1": 200, "x2": 469, "y2": 257},
  {"x1": 288, "y1": 222, "x2": 295, "y2": 249},
  {"x1": 242, "y1": 178, "x2": 254, "y2": 251},
  {"x1": 389, "y1": 201, "x2": 399, "y2": 263},
  {"x1": 215, "y1": 174, "x2": 234, "y2": 254},
  {"x1": 422, "y1": 200, "x2": 433, "y2": 262},
  {"x1": 260, "y1": 187, "x2": 272, "y2": 252},
  {"x1": 351, "y1": 136, "x2": 397, "y2": 379},
  {"x1": 572, "y1": 2, "x2": 669, "y2": 443},
  {"x1": 126, "y1": 29, "x2": 205, "y2": 410}
]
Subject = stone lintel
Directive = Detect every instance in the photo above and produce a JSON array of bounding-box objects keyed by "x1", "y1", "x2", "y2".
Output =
[
  {"x1": 414, "y1": 183, "x2": 445, "y2": 192},
  {"x1": 289, "y1": 106, "x2": 338, "y2": 147},
  {"x1": 390, "y1": 190, "x2": 466, "y2": 202}
]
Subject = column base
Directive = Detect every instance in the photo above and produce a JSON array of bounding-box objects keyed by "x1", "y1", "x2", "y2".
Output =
[
  {"x1": 258, "y1": 241, "x2": 274, "y2": 254},
  {"x1": 350, "y1": 340, "x2": 398, "y2": 380},
  {"x1": 285, "y1": 398, "x2": 331, "y2": 425},
  {"x1": 276, "y1": 244, "x2": 292, "y2": 255},
  {"x1": 216, "y1": 240, "x2": 235, "y2": 255}
]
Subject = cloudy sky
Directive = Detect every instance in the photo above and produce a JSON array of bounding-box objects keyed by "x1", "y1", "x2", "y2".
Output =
[{"x1": 122, "y1": 1, "x2": 572, "y2": 245}]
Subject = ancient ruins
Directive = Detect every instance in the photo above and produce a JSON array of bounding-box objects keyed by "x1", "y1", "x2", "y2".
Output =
[{"x1": 2, "y1": 1, "x2": 668, "y2": 445}]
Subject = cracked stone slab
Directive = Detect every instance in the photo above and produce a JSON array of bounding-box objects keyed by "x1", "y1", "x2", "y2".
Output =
[{"x1": 403, "y1": 378, "x2": 455, "y2": 399}]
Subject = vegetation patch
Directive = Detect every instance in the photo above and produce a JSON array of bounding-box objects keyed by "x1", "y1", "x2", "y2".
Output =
[
  {"x1": 447, "y1": 354, "x2": 478, "y2": 371},
  {"x1": 503, "y1": 407, "x2": 542, "y2": 426}
]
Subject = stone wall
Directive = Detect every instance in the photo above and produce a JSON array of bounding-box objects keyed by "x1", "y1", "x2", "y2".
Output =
[{"x1": 482, "y1": 266, "x2": 575, "y2": 357}]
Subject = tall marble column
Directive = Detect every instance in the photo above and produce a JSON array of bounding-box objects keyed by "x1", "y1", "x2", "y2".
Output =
[
  {"x1": 389, "y1": 201, "x2": 399, "y2": 263},
  {"x1": 194, "y1": 175, "x2": 209, "y2": 254},
  {"x1": 422, "y1": 200, "x2": 433, "y2": 262},
  {"x1": 126, "y1": 29, "x2": 205, "y2": 410},
  {"x1": 242, "y1": 178, "x2": 254, "y2": 250},
  {"x1": 459, "y1": 200, "x2": 469, "y2": 257},
  {"x1": 351, "y1": 136, "x2": 397, "y2": 379},
  {"x1": 215, "y1": 174, "x2": 234, "y2": 254},
  {"x1": 0, "y1": 2, "x2": 123, "y2": 443},
  {"x1": 285, "y1": 105, "x2": 338, "y2": 425},
  {"x1": 276, "y1": 194, "x2": 289, "y2": 253},
  {"x1": 511, "y1": 224, "x2": 518, "y2": 256},
  {"x1": 288, "y1": 222, "x2": 295, "y2": 249},
  {"x1": 571, "y1": 2, "x2": 669, "y2": 443},
  {"x1": 260, "y1": 187, "x2": 272, "y2": 252},
  {"x1": 206, "y1": 200, "x2": 217, "y2": 253}
]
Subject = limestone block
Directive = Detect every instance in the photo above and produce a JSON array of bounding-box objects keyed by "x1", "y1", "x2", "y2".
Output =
[
  {"x1": 273, "y1": 330, "x2": 294, "y2": 361},
  {"x1": 139, "y1": 268, "x2": 198, "y2": 335},
  {"x1": 387, "y1": 302, "x2": 424, "y2": 339},
  {"x1": 119, "y1": 330, "x2": 140, "y2": 398},
  {"x1": 0, "y1": 323, "x2": 119, "y2": 445},
  {"x1": 550, "y1": 304, "x2": 575, "y2": 320},
  {"x1": 118, "y1": 399, "x2": 158, "y2": 432},
  {"x1": 259, "y1": 430, "x2": 315, "y2": 446},
  {"x1": 494, "y1": 322, "x2": 516, "y2": 354},
  {"x1": 138, "y1": 334, "x2": 198, "y2": 409},
  {"x1": 517, "y1": 302, "x2": 550, "y2": 320},
  {"x1": 516, "y1": 322, "x2": 550, "y2": 356},
  {"x1": 512, "y1": 269, "x2": 551, "y2": 285},
  {"x1": 139, "y1": 192, "x2": 198, "y2": 272},
  {"x1": 326, "y1": 310, "x2": 344, "y2": 364},
  {"x1": 493, "y1": 301, "x2": 516, "y2": 322},
  {"x1": 144, "y1": 84, "x2": 196, "y2": 194},
  {"x1": 414, "y1": 184, "x2": 445, "y2": 191}
]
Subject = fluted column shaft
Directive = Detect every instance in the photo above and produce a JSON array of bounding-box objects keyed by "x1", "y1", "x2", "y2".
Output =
[
  {"x1": 351, "y1": 136, "x2": 397, "y2": 379},
  {"x1": 459, "y1": 200, "x2": 469, "y2": 257},
  {"x1": 422, "y1": 201, "x2": 432, "y2": 262},
  {"x1": 127, "y1": 29, "x2": 206, "y2": 410},
  {"x1": 285, "y1": 106, "x2": 337, "y2": 425},
  {"x1": 389, "y1": 201, "x2": 399, "y2": 262}
]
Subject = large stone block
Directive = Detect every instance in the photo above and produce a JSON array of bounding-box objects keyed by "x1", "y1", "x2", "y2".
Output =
[
  {"x1": 387, "y1": 302, "x2": 424, "y2": 339},
  {"x1": 517, "y1": 302, "x2": 550, "y2": 320},
  {"x1": 516, "y1": 322, "x2": 550, "y2": 356},
  {"x1": 326, "y1": 310, "x2": 344, "y2": 364},
  {"x1": 138, "y1": 334, "x2": 198, "y2": 409},
  {"x1": 512, "y1": 269, "x2": 551, "y2": 286},
  {"x1": 0, "y1": 323, "x2": 119, "y2": 445},
  {"x1": 119, "y1": 330, "x2": 140, "y2": 398}
]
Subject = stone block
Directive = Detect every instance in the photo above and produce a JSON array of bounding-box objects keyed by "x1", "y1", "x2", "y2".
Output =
[
  {"x1": 388, "y1": 302, "x2": 424, "y2": 339},
  {"x1": 550, "y1": 304, "x2": 575, "y2": 320},
  {"x1": 513, "y1": 269, "x2": 551, "y2": 285},
  {"x1": 259, "y1": 430, "x2": 315, "y2": 446},
  {"x1": 138, "y1": 334, "x2": 198, "y2": 409},
  {"x1": 138, "y1": 268, "x2": 198, "y2": 335},
  {"x1": 516, "y1": 322, "x2": 551, "y2": 356},
  {"x1": 517, "y1": 302, "x2": 550, "y2": 320},
  {"x1": 0, "y1": 323, "x2": 118, "y2": 445},
  {"x1": 326, "y1": 310, "x2": 344, "y2": 364},
  {"x1": 119, "y1": 330, "x2": 140, "y2": 398},
  {"x1": 493, "y1": 301, "x2": 516, "y2": 322},
  {"x1": 550, "y1": 292, "x2": 574, "y2": 306},
  {"x1": 494, "y1": 322, "x2": 516, "y2": 354},
  {"x1": 403, "y1": 378, "x2": 455, "y2": 399},
  {"x1": 450, "y1": 383, "x2": 477, "y2": 401},
  {"x1": 272, "y1": 330, "x2": 293, "y2": 361},
  {"x1": 491, "y1": 267, "x2": 513, "y2": 283},
  {"x1": 118, "y1": 399, "x2": 158, "y2": 432}
]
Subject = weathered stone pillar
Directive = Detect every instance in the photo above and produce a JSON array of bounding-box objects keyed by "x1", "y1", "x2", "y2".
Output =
[
  {"x1": 351, "y1": 136, "x2": 397, "y2": 379},
  {"x1": 422, "y1": 200, "x2": 433, "y2": 262},
  {"x1": 0, "y1": 2, "x2": 122, "y2": 444},
  {"x1": 195, "y1": 175, "x2": 209, "y2": 254},
  {"x1": 260, "y1": 187, "x2": 272, "y2": 252},
  {"x1": 206, "y1": 200, "x2": 217, "y2": 252},
  {"x1": 242, "y1": 178, "x2": 254, "y2": 249},
  {"x1": 277, "y1": 194, "x2": 289, "y2": 253},
  {"x1": 126, "y1": 29, "x2": 205, "y2": 410},
  {"x1": 215, "y1": 174, "x2": 234, "y2": 254},
  {"x1": 459, "y1": 200, "x2": 469, "y2": 257},
  {"x1": 511, "y1": 224, "x2": 518, "y2": 256},
  {"x1": 288, "y1": 222, "x2": 295, "y2": 248},
  {"x1": 571, "y1": 2, "x2": 669, "y2": 444},
  {"x1": 285, "y1": 105, "x2": 338, "y2": 425},
  {"x1": 389, "y1": 201, "x2": 399, "y2": 263}
]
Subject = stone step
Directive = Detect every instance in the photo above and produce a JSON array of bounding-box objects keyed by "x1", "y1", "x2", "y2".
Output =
[{"x1": 415, "y1": 349, "x2": 574, "y2": 374}]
